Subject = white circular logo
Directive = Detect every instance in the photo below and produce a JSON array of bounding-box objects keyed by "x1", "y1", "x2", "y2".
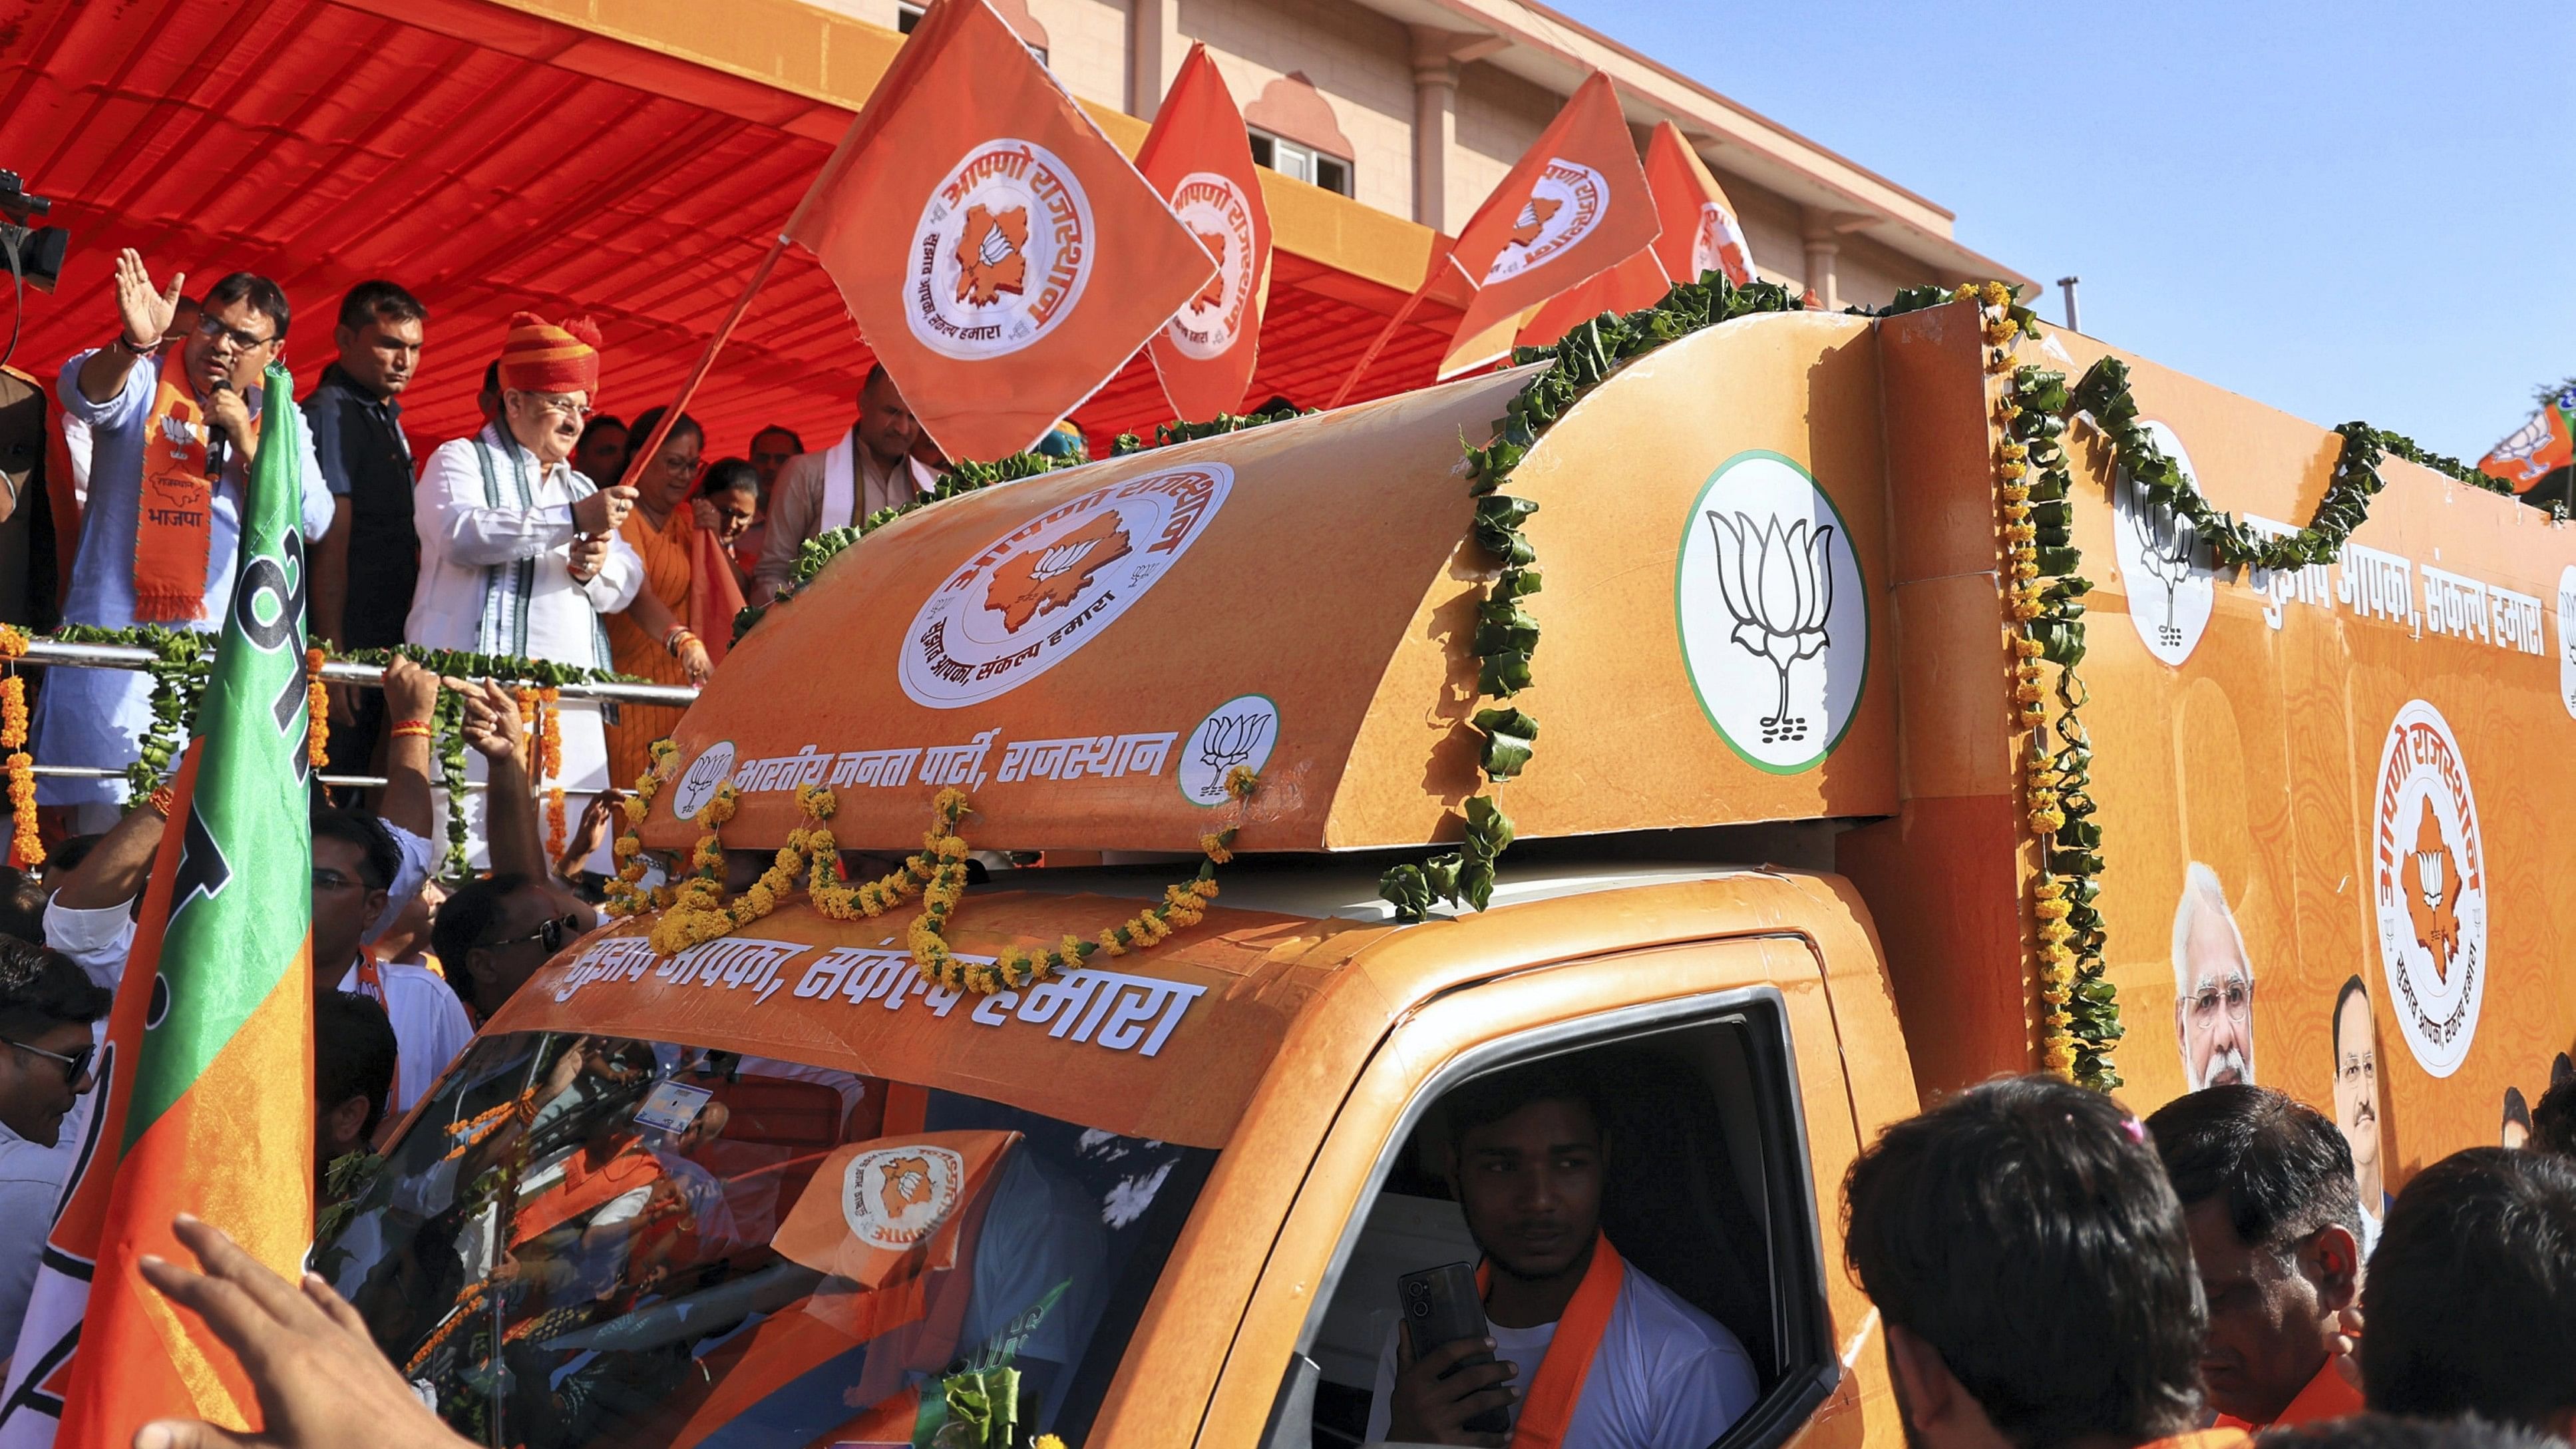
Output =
[
  {"x1": 668, "y1": 740, "x2": 736, "y2": 821},
  {"x1": 2372, "y1": 700, "x2": 2487, "y2": 1078},
  {"x1": 840, "y1": 1143, "x2": 967, "y2": 1251},
  {"x1": 2108, "y1": 419, "x2": 2215, "y2": 667},
  {"x1": 2556, "y1": 564, "x2": 2576, "y2": 720},
  {"x1": 1481, "y1": 159, "x2": 1608, "y2": 285},
  {"x1": 1689, "y1": 202, "x2": 1748, "y2": 284},
  {"x1": 1676, "y1": 451, "x2": 1869, "y2": 773},
  {"x1": 1165, "y1": 172, "x2": 1257, "y2": 361},
  {"x1": 1178, "y1": 695, "x2": 1278, "y2": 806},
  {"x1": 900, "y1": 464, "x2": 1233, "y2": 708},
  {"x1": 907, "y1": 139, "x2": 1095, "y2": 361}
]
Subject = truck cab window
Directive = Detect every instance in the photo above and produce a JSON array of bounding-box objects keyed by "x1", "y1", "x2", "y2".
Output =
[{"x1": 1294, "y1": 998, "x2": 1835, "y2": 1448}]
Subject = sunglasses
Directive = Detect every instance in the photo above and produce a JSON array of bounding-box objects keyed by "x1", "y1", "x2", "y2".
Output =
[
  {"x1": 484, "y1": 915, "x2": 584, "y2": 954},
  {"x1": 6, "y1": 1036, "x2": 96, "y2": 1088}
]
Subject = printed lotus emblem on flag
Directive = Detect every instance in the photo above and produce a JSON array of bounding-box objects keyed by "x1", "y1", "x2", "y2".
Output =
[
  {"x1": 902, "y1": 464, "x2": 1233, "y2": 707},
  {"x1": 841, "y1": 1143, "x2": 967, "y2": 1250},
  {"x1": 953, "y1": 204, "x2": 1031, "y2": 305},
  {"x1": 908, "y1": 138, "x2": 1097, "y2": 360},
  {"x1": 1675, "y1": 451, "x2": 1869, "y2": 773},
  {"x1": 1164, "y1": 172, "x2": 1260, "y2": 360},
  {"x1": 2371, "y1": 700, "x2": 2486, "y2": 1077},
  {"x1": 1481, "y1": 159, "x2": 1609, "y2": 285}
]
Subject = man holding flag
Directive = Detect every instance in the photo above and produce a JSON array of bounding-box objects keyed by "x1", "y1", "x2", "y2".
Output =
[{"x1": 0, "y1": 359, "x2": 319, "y2": 1448}]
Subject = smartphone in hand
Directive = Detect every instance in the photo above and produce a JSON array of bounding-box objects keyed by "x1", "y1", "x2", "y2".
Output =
[{"x1": 1398, "y1": 1261, "x2": 1512, "y2": 1435}]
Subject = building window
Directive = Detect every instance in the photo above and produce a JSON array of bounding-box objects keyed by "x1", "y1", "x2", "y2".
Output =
[
  {"x1": 896, "y1": 1, "x2": 1047, "y2": 63},
  {"x1": 1248, "y1": 126, "x2": 1352, "y2": 197}
]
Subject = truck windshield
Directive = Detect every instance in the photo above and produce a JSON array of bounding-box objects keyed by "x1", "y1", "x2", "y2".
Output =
[{"x1": 319, "y1": 1030, "x2": 1214, "y2": 1449}]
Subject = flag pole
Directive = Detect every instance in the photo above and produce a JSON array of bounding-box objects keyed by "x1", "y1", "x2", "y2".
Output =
[
  {"x1": 1324, "y1": 284, "x2": 1429, "y2": 411},
  {"x1": 614, "y1": 233, "x2": 790, "y2": 489}
]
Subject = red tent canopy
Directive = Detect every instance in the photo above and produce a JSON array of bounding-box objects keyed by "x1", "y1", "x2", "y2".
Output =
[{"x1": 0, "y1": 0, "x2": 1463, "y2": 463}]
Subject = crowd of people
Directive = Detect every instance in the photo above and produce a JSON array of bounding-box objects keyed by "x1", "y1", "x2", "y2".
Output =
[{"x1": 7, "y1": 250, "x2": 946, "y2": 844}]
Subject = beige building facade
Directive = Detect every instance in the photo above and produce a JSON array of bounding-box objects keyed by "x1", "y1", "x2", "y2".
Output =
[{"x1": 854, "y1": 0, "x2": 2024, "y2": 306}]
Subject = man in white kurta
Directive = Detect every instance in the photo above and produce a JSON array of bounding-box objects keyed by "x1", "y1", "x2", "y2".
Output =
[{"x1": 405, "y1": 312, "x2": 640, "y2": 870}]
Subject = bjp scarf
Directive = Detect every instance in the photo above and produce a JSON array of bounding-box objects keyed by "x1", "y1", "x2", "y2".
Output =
[
  {"x1": 1477, "y1": 1233, "x2": 1626, "y2": 1449},
  {"x1": 132, "y1": 368, "x2": 256, "y2": 622}
]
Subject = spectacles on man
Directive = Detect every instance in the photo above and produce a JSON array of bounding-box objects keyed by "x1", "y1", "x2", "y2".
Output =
[
  {"x1": 519, "y1": 393, "x2": 592, "y2": 422},
  {"x1": 2185, "y1": 975, "x2": 2253, "y2": 1024},
  {"x1": 194, "y1": 313, "x2": 274, "y2": 353},
  {"x1": 5, "y1": 1036, "x2": 96, "y2": 1088},
  {"x1": 484, "y1": 915, "x2": 584, "y2": 954},
  {"x1": 2337, "y1": 1051, "x2": 2376, "y2": 1088}
]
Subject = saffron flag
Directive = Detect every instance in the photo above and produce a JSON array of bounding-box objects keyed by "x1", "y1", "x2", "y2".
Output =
[
  {"x1": 47, "y1": 361, "x2": 317, "y2": 1448},
  {"x1": 770, "y1": 1130, "x2": 1019, "y2": 1291},
  {"x1": 1137, "y1": 44, "x2": 1273, "y2": 424},
  {"x1": 1515, "y1": 243, "x2": 1670, "y2": 351},
  {"x1": 1437, "y1": 71, "x2": 1660, "y2": 379},
  {"x1": 1642, "y1": 120, "x2": 1755, "y2": 288},
  {"x1": 2478, "y1": 383, "x2": 2576, "y2": 498},
  {"x1": 785, "y1": 0, "x2": 1216, "y2": 462}
]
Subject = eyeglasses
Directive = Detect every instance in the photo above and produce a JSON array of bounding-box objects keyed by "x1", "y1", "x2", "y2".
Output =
[
  {"x1": 484, "y1": 914, "x2": 583, "y2": 954},
  {"x1": 2185, "y1": 974, "x2": 2253, "y2": 1024},
  {"x1": 194, "y1": 313, "x2": 275, "y2": 353},
  {"x1": 514, "y1": 393, "x2": 592, "y2": 422},
  {"x1": 5, "y1": 1036, "x2": 95, "y2": 1088},
  {"x1": 2337, "y1": 1052, "x2": 2376, "y2": 1088}
]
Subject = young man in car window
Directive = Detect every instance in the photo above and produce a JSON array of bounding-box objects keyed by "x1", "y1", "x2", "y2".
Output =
[{"x1": 1367, "y1": 1060, "x2": 1759, "y2": 1448}]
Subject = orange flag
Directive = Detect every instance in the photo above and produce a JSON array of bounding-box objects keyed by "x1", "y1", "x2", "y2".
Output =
[
  {"x1": 771, "y1": 1130, "x2": 1019, "y2": 1291},
  {"x1": 1137, "y1": 45, "x2": 1272, "y2": 423},
  {"x1": 1642, "y1": 120, "x2": 1755, "y2": 288},
  {"x1": 784, "y1": 0, "x2": 1216, "y2": 462},
  {"x1": 1437, "y1": 71, "x2": 1660, "y2": 379},
  {"x1": 1515, "y1": 242, "x2": 1671, "y2": 351}
]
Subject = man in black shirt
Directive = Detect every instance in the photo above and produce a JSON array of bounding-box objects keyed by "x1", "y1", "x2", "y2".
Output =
[{"x1": 304, "y1": 280, "x2": 429, "y2": 776}]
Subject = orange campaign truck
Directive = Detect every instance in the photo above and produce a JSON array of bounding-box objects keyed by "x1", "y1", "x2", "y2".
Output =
[{"x1": 323, "y1": 292, "x2": 2576, "y2": 1449}]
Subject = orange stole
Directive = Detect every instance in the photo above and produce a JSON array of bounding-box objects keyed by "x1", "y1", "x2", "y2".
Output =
[
  {"x1": 132, "y1": 369, "x2": 228, "y2": 621},
  {"x1": 1476, "y1": 1233, "x2": 1626, "y2": 1449},
  {"x1": 605, "y1": 504, "x2": 698, "y2": 785}
]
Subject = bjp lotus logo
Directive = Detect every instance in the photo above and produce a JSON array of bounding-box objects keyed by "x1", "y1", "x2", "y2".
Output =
[
  {"x1": 1703, "y1": 510, "x2": 1837, "y2": 745},
  {"x1": 878, "y1": 1154, "x2": 937, "y2": 1219},
  {"x1": 1196, "y1": 709, "x2": 1270, "y2": 774},
  {"x1": 982, "y1": 512, "x2": 1133, "y2": 632},
  {"x1": 953, "y1": 204, "x2": 1030, "y2": 306},
  {"x1": 2125, "y1": 489, "x2": 2201, "y2": 650},
  {"x1": 1676, "y1": 453, "x2": 1869, "y2": 773}
]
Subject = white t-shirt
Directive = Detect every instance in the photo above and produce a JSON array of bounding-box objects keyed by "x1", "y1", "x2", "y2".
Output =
[{"x1": 1364, "y1": 1259, "x2": 1759, "y2": 1449}]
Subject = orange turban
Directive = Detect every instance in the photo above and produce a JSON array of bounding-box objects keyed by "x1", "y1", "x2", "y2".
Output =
[{"x1": 497, "y1": 311, "x2": 604, "y2": 397}]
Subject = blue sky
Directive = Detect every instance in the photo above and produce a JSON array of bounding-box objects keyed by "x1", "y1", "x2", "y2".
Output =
[{"x1": 1556, "y1": 0, "x2": 2575, "y2": 462}]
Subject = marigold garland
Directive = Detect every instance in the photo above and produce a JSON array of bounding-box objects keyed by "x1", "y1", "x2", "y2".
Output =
[
  {"x1": 305, "y1": 646, "x2": 329, "y2": 769},
  {"x1": 606, "y1": 763, "x2": 1257, "y2": 994},
  {"x1": 1, "y1": 626, "x2": 37, "y2": 869}
]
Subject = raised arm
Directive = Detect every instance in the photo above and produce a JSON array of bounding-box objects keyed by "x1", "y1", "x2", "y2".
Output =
[
  {"x1": 452, "y1": 679, "x2": 548, "y2": 885},
  {"x1": 50, "y1": 793, "x2": 165, "y2": 911},
  {"x1": 373, "y1": 657, "x2": 441, "y2": 843},
  {"x1": 73, "y1": 250, "x2": 182, "y2": 405}
]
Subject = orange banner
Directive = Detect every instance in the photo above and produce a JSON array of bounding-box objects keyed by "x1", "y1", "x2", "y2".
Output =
[
  {"x1": 1642, "y1": 120, "x2": 1753, "y2": 288},
  {"x1": 784, "y1": 0, "x2": 1216, "y2": 461},
  {"x1": 492, "y1": 890, "x2": 1385, "y2": 1149},
  {"x1": 1137, "y1": 44, "x2": 1272, "y2": 424},
  {"x1": 1438, "y1": 71, "x2": 1660, "y2": 379},
  {"x1": 1515, "y1": 244, "x2": 1670, "y2": 351}
]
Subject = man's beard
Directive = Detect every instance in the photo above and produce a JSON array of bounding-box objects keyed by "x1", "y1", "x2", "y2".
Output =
[{"x1": 2195, "y1": 1046, "x2": 2251, "y2": 1090}]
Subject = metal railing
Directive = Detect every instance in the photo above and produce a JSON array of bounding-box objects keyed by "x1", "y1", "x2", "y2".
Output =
[{"x1": 15, "y1": 638, "x2": 703, "y2": 707}]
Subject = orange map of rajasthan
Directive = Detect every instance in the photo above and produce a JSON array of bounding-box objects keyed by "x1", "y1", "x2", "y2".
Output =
[
  {"x1": 1508, "y1": 194, "x2": 1562, "y2": 247},
  {"x1": 953, "y1": 203, "x2": 1030, "y2": 306},
  {"x1": 1189, "y1": 226, "x2": 1230, "y2": 310},
  {"x1": 984, "y1": 512, "x2": 1134, "y2": 632}
]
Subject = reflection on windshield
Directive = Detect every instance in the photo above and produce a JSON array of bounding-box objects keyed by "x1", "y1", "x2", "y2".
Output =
[{"x1": 319, "y1": 1032, "x2": 1212, "y2": 1448}]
